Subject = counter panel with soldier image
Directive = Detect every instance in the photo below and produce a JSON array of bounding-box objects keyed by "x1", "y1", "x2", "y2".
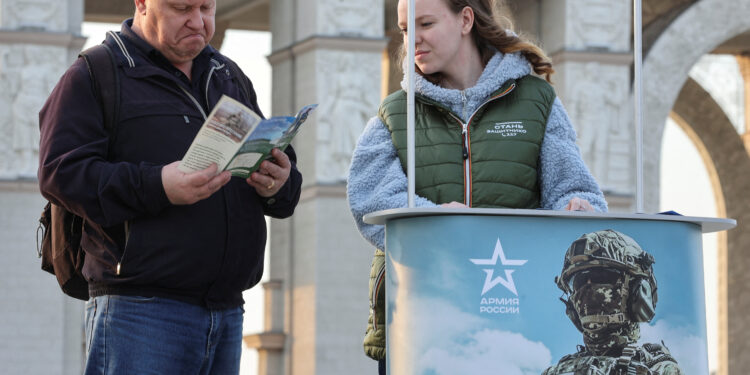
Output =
[{"x1": 365, "y1": 209, "x2": 732, "y2": 375}]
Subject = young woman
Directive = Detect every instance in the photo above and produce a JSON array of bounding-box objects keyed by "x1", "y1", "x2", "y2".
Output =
[{"x1": 346, "y1": 0, "x2": 607, "y2": 372}]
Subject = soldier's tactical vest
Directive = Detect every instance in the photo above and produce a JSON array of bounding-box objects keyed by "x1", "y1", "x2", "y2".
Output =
[
  {"x1": 379, "y1": 75, "x2": 555, "y2": 208},
  {"x1": 541, "y1": 344, "x2": 683, "y2": 375}
]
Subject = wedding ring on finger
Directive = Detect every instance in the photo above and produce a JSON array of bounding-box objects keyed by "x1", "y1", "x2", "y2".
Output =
[{"x1": 267, "y1": 180, "x2": 275, "y2": 190}]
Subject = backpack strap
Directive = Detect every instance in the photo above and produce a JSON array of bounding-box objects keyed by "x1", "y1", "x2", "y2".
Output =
[
  {"x1": 222, "y1": 57, "x2": 259, "y2": 115},
  {"x1": 222, "y1": 57, "x2": 250, "y2": 100},
  {"x1": 79, "y1": 43, "x2": 120, "y2": 159}
]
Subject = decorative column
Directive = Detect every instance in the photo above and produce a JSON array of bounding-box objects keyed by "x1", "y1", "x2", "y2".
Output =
[
  {"x1": 737, "y1": 54, "x2": 750, "y2": 155},
  {"x1": 244, "y1": 280, "x2": 286, "y2": 374},
  {"x1": 0, "y1": 1, "x2": 86, "y2": 375},
  {"x1": 262, "y1": 1, "x2": 387, "y2": 374},
  {"x1": 730, "y1": 53, "x2": 750, "y2": 375},
  {"x1": 539, "y1": 0, "x2": 634, "y2": 212}
]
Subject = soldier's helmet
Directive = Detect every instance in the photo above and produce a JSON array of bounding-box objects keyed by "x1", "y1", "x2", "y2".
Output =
[{"x1": 555, "y1": 229, "x2": 658, "y2": 334}]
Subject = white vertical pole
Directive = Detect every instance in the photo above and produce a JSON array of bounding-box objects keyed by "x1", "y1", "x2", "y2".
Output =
[
  {"x1": 634, "y1": 0, "x2": 644, "y2": 213},
  {"x1": 407, "y1": 0, "x2": 416, "y2": 208}
]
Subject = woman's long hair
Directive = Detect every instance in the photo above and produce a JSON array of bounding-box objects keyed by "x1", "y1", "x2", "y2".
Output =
[{"x1": 400, "y1": 0, "x2": 554, "y2": 83}]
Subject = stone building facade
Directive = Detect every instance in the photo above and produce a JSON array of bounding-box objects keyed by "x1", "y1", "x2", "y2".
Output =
[{"x1": 0, "y1": 1, "x2": 86, "y2": 374}]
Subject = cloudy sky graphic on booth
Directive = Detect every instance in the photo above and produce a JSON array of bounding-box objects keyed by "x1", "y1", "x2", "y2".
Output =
[{"x1": 386, "y1": 216, "x2": 708, "y2": 374}]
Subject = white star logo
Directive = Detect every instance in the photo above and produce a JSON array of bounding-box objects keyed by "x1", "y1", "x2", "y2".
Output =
[{"x1": 470, "y1": 238, "x2": 528, "y2": 296}]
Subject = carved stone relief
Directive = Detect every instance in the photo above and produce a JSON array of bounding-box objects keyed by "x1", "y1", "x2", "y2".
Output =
[
  {"x1": 318, "y1": 0, "x2": 383, "y2": 38},
  {"x1": 0, "y1": 48, "x2": 14, "y2": 178},
  {"x1": 1, "y1": 0, "x2": 66, "y2": 31},
  {"x1": 315, "y1": 50, "x2": 381, "y2": 182},
  {"x1": 689, "y1": 54, "x2": 745, "y2": 134},
  {"x1": 0, "y1": 45, "x2": 66, "y2": 179},
  {"x1": 563, "y1": 62, "x2": 632, "y2": 193},
  {"x1": 569, "y1": 0, "x2": 630, "y2": 52}
]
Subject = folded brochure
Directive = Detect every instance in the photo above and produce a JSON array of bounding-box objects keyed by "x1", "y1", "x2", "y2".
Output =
[{"x1": 178, "y1": 95, "x2": 316, "y2": 178}]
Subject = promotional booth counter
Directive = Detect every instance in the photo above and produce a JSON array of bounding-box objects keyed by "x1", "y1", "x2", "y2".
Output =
[{"x1": 364, "y1": 208, "x2": 736, "y2": 375}]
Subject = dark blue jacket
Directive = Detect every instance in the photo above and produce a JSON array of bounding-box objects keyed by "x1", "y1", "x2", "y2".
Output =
[{"x1": 38, "y1": 21, "x2": 302, "y2": 309}]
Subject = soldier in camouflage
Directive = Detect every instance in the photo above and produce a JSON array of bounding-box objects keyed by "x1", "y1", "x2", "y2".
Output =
[{"x1": 542, "y1": 229, "x2": 684, "y2": 375}]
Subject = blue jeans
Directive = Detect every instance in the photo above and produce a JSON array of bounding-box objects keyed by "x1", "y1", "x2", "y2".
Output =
[{"x1": 84, "y1": 295, "x2": 244, "y2": 375}]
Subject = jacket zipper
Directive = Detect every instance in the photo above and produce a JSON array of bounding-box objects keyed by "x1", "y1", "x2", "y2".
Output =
[
  {"x1": 460, "y1": 90, "x2": 468, "y2": 121},
  {"x1": 205, "y1": 59, "x2": 225, "y2": 110},
  {"x1": 445, "y1": 83, "x2": 516, "y2": 206},
  {"x1": 116, "y1": 220, "x2": 130, "y2": 276},
  {"x1": 116, "y1": 71, "x2": 218, "y2": 277},
  {"x1": 178, "y1": 85, "x2": 208, "y2": 120}
]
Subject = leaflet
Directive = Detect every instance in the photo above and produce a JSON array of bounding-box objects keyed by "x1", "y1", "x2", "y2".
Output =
[{"x1": 179, "y1": 95, "x2": 316, "y2": 178}]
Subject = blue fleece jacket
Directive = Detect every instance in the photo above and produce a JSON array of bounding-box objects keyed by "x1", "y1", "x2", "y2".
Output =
[{"x1": 347, "y1": 52, "x2": 607, "y2": 250}]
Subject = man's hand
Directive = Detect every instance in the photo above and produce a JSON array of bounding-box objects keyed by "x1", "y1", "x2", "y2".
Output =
[
  {"x1": 247, "y1": 148, "x2": 292, "y2": 197},
  {"x1": 565, "y1": 197, "x2": 594, "y2": 212},
  {"x1": 162, "y1": 162, "x2": 231, "y2": 205}
]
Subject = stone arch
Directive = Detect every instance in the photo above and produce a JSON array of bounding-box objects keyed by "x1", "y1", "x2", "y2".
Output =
[
  {"x1": 645, "y1": 2, "x2": 750, "y2": 373},
  {"x1": 642, "y1": 0, "x2": 750, "y2": 210},
  {"x1": 671, "y1": 78, "x2": 750, "y2": 375}
]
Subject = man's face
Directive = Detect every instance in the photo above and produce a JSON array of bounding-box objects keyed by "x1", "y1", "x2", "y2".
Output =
[{"x1": 134, "y1": 0, "x2": 216, "y2": 66}]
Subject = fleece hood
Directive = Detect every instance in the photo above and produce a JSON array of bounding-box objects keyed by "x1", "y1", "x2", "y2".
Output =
[{"x1": 400, "y1": 51, "x2": 532, "y2": 123}]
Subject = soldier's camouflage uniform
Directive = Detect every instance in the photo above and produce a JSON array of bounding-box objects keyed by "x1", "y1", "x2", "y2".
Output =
[
  {"x1": 541, "y1": 343, "x2": 682, "y2": 375},
  {"x1": 542, "y1": 230, "x2": 684, "y2": 375}
]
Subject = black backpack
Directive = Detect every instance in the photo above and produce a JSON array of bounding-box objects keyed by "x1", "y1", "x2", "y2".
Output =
[
  {"x1": 36, "y1": 42, "x2": 254, "y2": 301},
  {"x1": 36, "y1": 43, "x2": 120, "y2": 301}
]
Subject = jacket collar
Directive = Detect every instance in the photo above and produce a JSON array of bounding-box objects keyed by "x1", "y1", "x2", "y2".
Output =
[{"x1": 106, "y1": 19, "x2": 220, "y2": 78}]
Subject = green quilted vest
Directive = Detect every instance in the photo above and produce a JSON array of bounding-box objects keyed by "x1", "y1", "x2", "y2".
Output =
[{"x1": 379, "y1": 75, "x2": 555, "y2": 208}]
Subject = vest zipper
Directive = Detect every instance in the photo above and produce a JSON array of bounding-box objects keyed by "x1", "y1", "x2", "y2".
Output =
[
  {"x1": 461, "y1": 123, "x2": 470, "y2": 205},
  {"x1": 461, "y1": 127, "x2": 469, "y2": 159},
  {"x1": 445, "y1": 113, "x2": 472, "y2": 205},
  {"x1": 446, "y1": 83, "x2": 517, "y2": 207}
]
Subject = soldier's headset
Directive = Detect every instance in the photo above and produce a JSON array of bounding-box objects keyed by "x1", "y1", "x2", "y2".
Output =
[{"x1": 557, "y1": 254, "x2": 658, "y2": 333}]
